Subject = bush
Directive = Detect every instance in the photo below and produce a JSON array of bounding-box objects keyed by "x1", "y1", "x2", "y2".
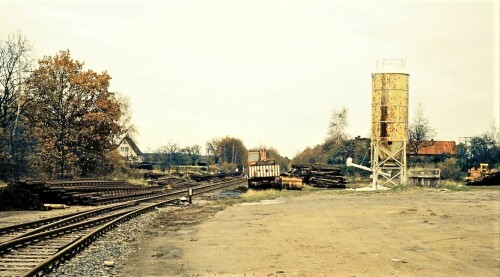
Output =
[
  {"x1": 437, "y1": 158, "x2": 463, "y2": 180},
  {"x1": 220, "y1": 162, "x2": 237, "y2": 173}
]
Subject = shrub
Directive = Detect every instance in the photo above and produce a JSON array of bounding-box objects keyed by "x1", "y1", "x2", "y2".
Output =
[{"x1": 437, "y1": 158, "x2": 463, "y2": 180}]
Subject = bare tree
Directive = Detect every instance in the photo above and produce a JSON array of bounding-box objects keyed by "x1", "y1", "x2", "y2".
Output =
[
  {"x1": 158, "y1": 142, "x2": 179, "y2": 172},
  {"x1": 206, "y1": 136, "x2": 247, "y2": 170},
  {"x1": 115, "y1": 94, "x2": 136, "y2": 142},
  {"x1": 326, "y1": 107, "x2": 349, "y2": 145},
  {"x1": 487, "y1": 121, "x2": 499, "y2": 145},
  {"x1": 0, "y1": 33, "x2": 33, "y2": 136},
  {"x1": 408, "y1": 103, "x2": 436, "y2": 155},
  {"x1": 206, "y1": 137, "x2": 222, "y2": 165},
  {"x1": 182, "y1": 144, "x2": 201, "y2": 165},
  {"x1": 0, "y1": 33, "x2": 34, "y2": 181}
]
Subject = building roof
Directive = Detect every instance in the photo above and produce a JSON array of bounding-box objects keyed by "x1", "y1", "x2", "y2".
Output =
[
  {"x1": 417, "y1": 141, "x2": 456, "y2": 155},
  {"x1": 119, "y1": 135, "x2": 142, "y2": 155}
]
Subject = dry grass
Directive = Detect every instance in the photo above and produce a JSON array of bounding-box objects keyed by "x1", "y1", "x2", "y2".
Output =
[
  {"x1": 127, "y1": 178, "x2": 148, "y2": 186},
  {"x1": 438, "y1": 180, "x2": 470, "y2": 191},
  {"x1": 240, "y1": 187, "x2": 315, "y2": 202},
  {"x1": 238, "y1": 180, "x2": 484, "y2": 203}
]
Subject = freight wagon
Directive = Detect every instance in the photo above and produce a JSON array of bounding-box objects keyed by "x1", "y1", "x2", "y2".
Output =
[
  {"x1": 248, "y1": 163, "x2": 281, "y2": 188},
  {"x1": 247, "y1": 149, "x2": 281, "y2": 189}
]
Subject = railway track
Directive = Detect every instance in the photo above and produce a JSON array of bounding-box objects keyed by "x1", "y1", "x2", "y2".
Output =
[
  {"x1": 15, "y1": 179, "x2": 167, "y2": 206},
  {"x1": 0, "y1": 177, "x2": 245, "y2": 277}
]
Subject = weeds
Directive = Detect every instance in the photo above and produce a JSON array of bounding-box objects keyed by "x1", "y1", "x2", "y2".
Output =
[
  {"x1": 438, "y1": 180, "x2": 470, "y2": 191},
  {"x1": 388, "y1": 180, "x2": 470, "y2": 192},
  {"x1": 390, "y1": 184, "x2": 411, "y2": 191},
  {"x1": 127, "y1": 178, "x2": 147, "y2": 186},
  {"x1": 240, "y1": 187, "x2": 314, "y2": 202}
]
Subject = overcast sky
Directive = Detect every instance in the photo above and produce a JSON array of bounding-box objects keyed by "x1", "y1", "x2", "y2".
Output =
[{"x1": 1, "y1": 0, "x2": 499, "y2": 157}]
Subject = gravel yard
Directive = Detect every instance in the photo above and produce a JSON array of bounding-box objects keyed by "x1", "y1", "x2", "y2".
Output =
[
  {"x1": 1, "y1": 186, "x2": 499, "y2": 276},
  {"x1": 122, "y1": 187, "x2": 499, "y2": 277}
]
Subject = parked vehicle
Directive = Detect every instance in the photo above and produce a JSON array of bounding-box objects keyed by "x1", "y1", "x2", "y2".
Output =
[
  {"x1": 466, "y1": 163, "x2": 500, "y2": 186},
  {"x1": 247, "y1": 149, "x2": 281, "y2": 189}
]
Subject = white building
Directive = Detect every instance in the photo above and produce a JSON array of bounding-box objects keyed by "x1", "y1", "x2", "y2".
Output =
[{"x1": 117, "y1": 135, "x2": 143, "y2": 163}]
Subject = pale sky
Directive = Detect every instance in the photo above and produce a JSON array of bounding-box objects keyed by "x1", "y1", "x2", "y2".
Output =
[{"x1": 1, "y1": 0, "x2": 499, "y2": 158}]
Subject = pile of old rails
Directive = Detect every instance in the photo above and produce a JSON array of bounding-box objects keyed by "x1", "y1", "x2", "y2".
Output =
[
  {"x1": 152, "y1": 173, "x2": 243, "y2": 189},
  {"x1": 0, "y1": 177, "x2": 246, "y2": 277},
  {"x1": 16, "y1": 180, "x2": 165, "y2": 206},
  {"x1": 291, "y1": 164, "x2": 347, "y2": 188},
  {"x1": 143, "y1": 172, "x2": 167, "y2": 180},
  {"x1": 190, "y1": 172, "x2": 242, "y2": 182},
  {"x1": 153, "y1": 177, "x2": 195, "y2": 188}
]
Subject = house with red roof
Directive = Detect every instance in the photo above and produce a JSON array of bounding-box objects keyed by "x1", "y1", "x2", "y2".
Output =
[{"x1": 416, "y1": 141, "x2": 457, "y2": 156}]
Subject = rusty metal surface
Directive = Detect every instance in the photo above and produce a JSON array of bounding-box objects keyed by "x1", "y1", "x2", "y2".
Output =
[
  {"x1": 417, "y1": 141, "x2": 457, "y2": 155},
  {"x1": 371, "y1": 73, "x2": 409, "y2": 142},
  {"x1": 280, "y1": 176, "x2": 303, "y2": 190},
  {"x1": 370, "y1": 73, "x2": 409, "y2": 186}
]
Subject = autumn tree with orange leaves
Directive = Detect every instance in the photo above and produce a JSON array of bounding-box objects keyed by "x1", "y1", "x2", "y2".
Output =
[{"x1": 26, "y1": 50, "x2": 125, "y2": 178}]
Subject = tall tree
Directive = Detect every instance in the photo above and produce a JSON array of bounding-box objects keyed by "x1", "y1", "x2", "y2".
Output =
[
  {"x1": 0, "y1": 33, "x2": 34, "y2": 181},
  {"x1": 26, "y1": 50, "x2": 124, "y2": 178},
  {"x1": 326, "y1": 107, "x2": 349, "y2": 146},
  {"x1": 156, "y1": 142, "x2": 179, "y2": 172},
  {"x1": 206, "y1": 137, "x2": 222, "y2": 165},
  {"x1": 468, "y1": 134, "x2": 499, "y2": 167},
  {"x1": 218, "y1": 136, "x2": 247, "y2": 169},
  {"x1": 408, "y1": 103, "x2": 436, "y2": 155},
  {"x1": 206, "y1": 136, "x2": 247, "y2": 170},
  {"x1": 182, "y1": 144, "x2": 201, "y2": 165},
  {"x1": 323, "y1": 107, "x2": 353, "y2": 166},
  {"x1": 0, "y1": 33, "x2": 33, "y2": 131},
  {"x1": 115, "y1": 94, "x2": 136, "y2": 145}
]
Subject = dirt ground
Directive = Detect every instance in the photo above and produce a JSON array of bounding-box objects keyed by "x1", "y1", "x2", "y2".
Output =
[{"x1": 121, "y1": 187, "x2": 500, "y2": 277}]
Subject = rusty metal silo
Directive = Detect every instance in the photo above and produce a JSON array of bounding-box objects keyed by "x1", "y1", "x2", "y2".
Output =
[{"x1": 371, "y1": 71, "x2": 409, "y2": 188}]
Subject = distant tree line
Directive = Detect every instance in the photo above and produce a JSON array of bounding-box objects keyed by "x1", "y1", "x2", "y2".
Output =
[
  {"x1": 206, "y1": 136, "x2": 247, "y2": 171},
  {"x1": 144, "y1": 143, "x2": 202, "y2": 173},
  {"x1": 456, "y1": 130, "x2": 500, "y2": 170},
  {"x1": 0, "y1": 34, "x2": 132, "y2": 181},
  {"x1": 144, "y1": 136, "x2": 291, "y2": 174}
]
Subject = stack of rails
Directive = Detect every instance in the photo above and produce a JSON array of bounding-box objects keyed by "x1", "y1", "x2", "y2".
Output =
[
  {"x1": 18, "y1": 180, "x2": 164, "y2": 206},
  {"x1": 190, "y1": 172, "x2": 241, "y2": 182},
  {"x1": 143, "y1": 172, "x2": 168, "y2": 180},
  {"x1": 291, "y1": 164, "x2": 347, "y2": 188},
  {"x1": 154, "y1": 177, "x2": 195, "y2": 189}
]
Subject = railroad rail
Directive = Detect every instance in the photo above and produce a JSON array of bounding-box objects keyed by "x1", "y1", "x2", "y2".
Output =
[
  {"x1": 14, "y1": 179, "x2": 167, "y2": 206},
  {"x1": 0, "y1": 177, "x2": 245, "y2": 277}
]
